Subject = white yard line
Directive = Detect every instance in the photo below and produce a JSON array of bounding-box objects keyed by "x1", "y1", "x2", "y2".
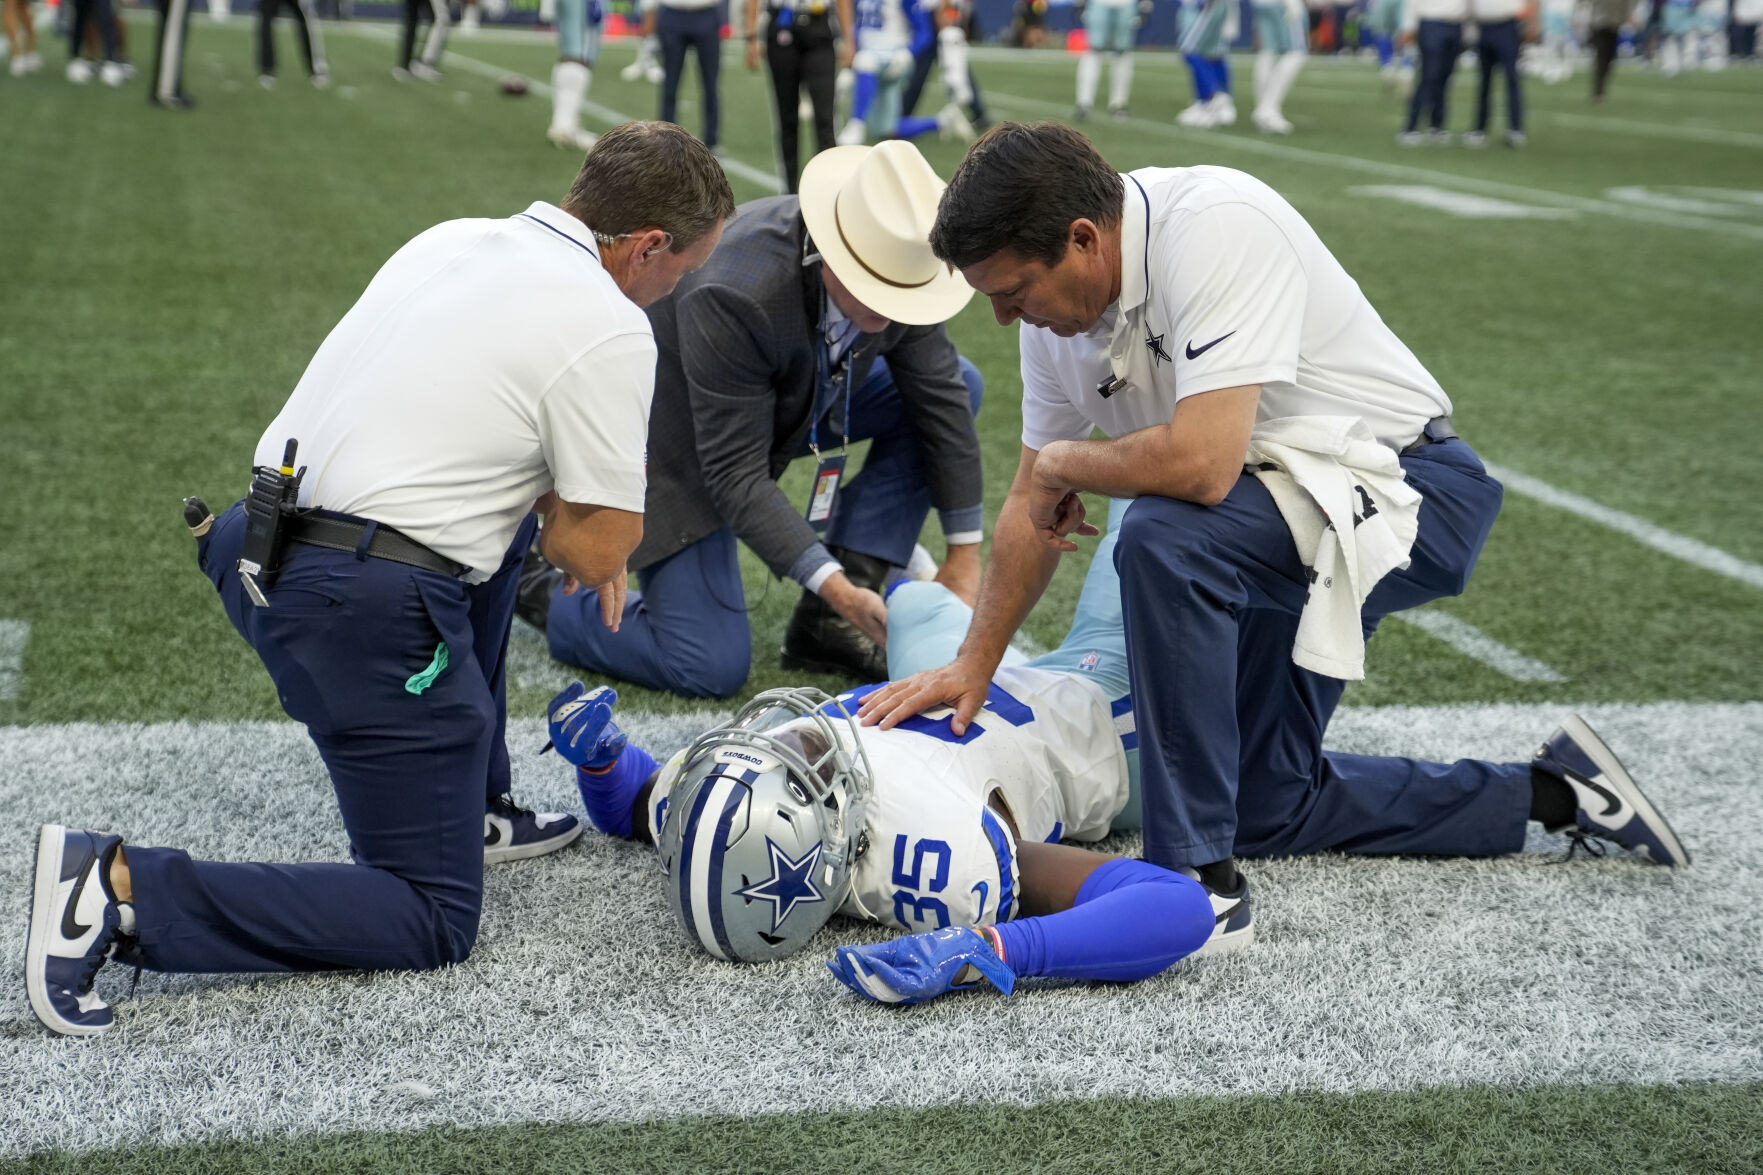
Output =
[
  {"x1": 980, "y1": 87, "x2": 1763, "y2": 242},
  {"x1": 1487, "y1": 461, "x2": 1763, "y2": 592},
  {"x1": 1545, "y1": 110, "x2": 1763, "y2": 150},
  {"x1": 1393, "y1": 609, "x2": 1567, "y2": 682},
  {"x1": 0, "y1": 620, "x2": 28, "y2": 702}
]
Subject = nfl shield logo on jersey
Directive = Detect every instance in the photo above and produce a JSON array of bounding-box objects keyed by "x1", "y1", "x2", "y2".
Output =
[{"x1": 1080, "y1": 652, "x2": 1100, "y2": 672}]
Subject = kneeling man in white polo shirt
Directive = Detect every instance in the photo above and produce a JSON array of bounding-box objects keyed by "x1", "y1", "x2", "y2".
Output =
[
  {"x1": 24, "y1": 123, "x2": 736, "y2": 1038},
  {"x1": 858, "y1": 122, "x2": 1689, "y2": 957}
]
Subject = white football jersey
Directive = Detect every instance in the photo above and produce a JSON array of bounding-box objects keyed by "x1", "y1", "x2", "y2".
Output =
[{"x1": 645, "y1": 667, "x2": 1130, "y2": 933}]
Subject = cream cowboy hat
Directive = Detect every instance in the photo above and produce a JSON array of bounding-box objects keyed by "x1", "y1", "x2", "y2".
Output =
[{"x1": 799, "y1": 141, "x2": 974, "y2": 327}]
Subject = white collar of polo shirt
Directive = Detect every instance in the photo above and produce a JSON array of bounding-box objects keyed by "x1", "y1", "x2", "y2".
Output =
[
  {"x1": 515, "y1": 201, "x2": 604, "y2": 262},
  {"x1": 1107, "y1": 176, "x2": 1164, "y2": 392}
]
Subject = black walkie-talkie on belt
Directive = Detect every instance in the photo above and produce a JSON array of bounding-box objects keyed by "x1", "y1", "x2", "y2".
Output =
[{"x1": 236, "y1": 438, "x2": 305, "y2": 607}]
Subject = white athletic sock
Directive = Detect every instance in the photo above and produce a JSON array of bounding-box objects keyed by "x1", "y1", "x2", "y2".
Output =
[
  {"x1": 1076, "y1": 49, "x2": 1101, "y2": 108},
  {"x1": 938, "y1": 25, "x2": 971, "y2": 107},
  {"x1": 551, "y1": 59, "x2": 588, "y2": 133},
  {"x1": 1107, "y1": 51, "x2": 1133, "y2": 108},
  {"x1": 1268, "y1": 49, "x2": 1304, "y2": 115},
  {"x1": 1254, "y1": 48, "x2": 1273, "y2": 108}
]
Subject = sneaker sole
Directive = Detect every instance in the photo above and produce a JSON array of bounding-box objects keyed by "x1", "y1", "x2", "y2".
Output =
[
  {"x1": 26, "y1": 824, "x2": 107, "y2": 1036},
  {"x1": 1562, "y1": 714, "x2": 1691, "y2": 867},
  {"x1": 484, "y1": 820, "x2": 584, "y2": 864}
]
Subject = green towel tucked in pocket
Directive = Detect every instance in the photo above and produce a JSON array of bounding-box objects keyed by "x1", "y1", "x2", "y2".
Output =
[{"x1": 405, "y1": 642, "x2": 450, "y2": 695}]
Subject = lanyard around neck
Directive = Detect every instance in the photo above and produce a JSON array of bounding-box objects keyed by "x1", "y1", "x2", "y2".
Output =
[{"x1": 810, "y1": 289, "x2": 855, "y2": 456}]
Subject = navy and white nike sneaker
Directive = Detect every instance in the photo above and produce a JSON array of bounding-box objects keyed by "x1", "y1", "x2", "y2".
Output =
[
  {"x1": 1181, "y1": 867, "x2": 1255, "y2": 956},
  {"x1": 1535, "y1": 715, "x2": 1690, "y2": 867},
  {"x1": 26, "y1": 825, "x2": 135, "y2": 1037},
  {"x1": 484, "y1": 793, "x2": 582, "y2": 864}
]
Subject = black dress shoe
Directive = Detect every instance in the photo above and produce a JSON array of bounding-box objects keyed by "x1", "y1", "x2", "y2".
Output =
[
  {"x1": 515, "y1": 543, "x2": 565, "y2": 632},
  {"x1": 779, "y1": 547, "x2": 891, "y2": 682}
]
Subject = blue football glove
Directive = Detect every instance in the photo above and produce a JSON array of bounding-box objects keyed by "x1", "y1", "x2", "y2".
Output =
[
  {"x1": 827, "y1": 926, "x2": 1017, "y2": 1006},
  {"x1": 546, "y1": 682, "x2": 627, "y2": 770}
]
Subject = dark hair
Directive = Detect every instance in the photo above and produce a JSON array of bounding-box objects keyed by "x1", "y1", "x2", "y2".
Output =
[
  {"x1": 561, "y1": 121, "x2": 736, "y2": 250},
  {"x1": 930, "y1": 122, "x2": 1124, "y2": 270}
]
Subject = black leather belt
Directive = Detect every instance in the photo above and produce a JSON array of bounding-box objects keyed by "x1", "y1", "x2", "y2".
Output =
[
  {"x1": 288, "y1": 511, "x2": 467, "y2": 578},
  {"x1": 1401, "y1": 415, "x2": 1458, "y2": 455}
]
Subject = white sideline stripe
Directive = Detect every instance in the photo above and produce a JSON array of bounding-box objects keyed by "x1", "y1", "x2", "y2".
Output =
[
  {"x1": 1352, "y1": 184, "x2": 1576, "y2": 220},
  {"x1": 1547, "y1": 111, "x2": 1763, "y2": 150},
  {"x1": 980, "y1": 87, "x2": 1763, "y2": 243},
  {"x1": 349, "y1": 23, "x2": 785, "y2": 193},
  {"x1": 1487, "y1": 461, "x2": 1763, "y2": 592},
  {"x1": 0, "y1": 620, "x2": 27, "y2": 701},
  {"x1": 1393, "y1": 609, "x2": 1566, "y2": 683}
]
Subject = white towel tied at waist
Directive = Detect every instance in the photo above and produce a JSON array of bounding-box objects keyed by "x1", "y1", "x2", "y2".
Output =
[{"x1": 1248, "y1": 415, "x2": 1422, "y2": 680}]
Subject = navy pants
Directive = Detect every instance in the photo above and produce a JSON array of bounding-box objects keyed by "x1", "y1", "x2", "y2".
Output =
[
  {"x1": 125, "y1": 503, "x2": 534, "y2": 974},
  {"x1": 1473, "y1": 18, "x2": 1524, "y2": 133},
  {"x1": 659, "y1": 4, "x2": 722, "y2": 149},
  {"x1": 1405, "y1": 18, "x2": 1463, "y2": 132},
  {"x1": 900, "y1": 37, "x2": 986, "y2": 122},
  {"x1": 1116, "y1": 440, "x2": 1532, "y2": 870},
  {"x1": 546, "y1": 355, "x2": 984, "y2": 699}
]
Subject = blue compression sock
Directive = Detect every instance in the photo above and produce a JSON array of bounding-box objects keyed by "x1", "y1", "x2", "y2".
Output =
[
  {"x1": 1374, "y1": 34, "x2": 1393, "y2": 66},
  {"x1": 1209, "y1": 56, "x2": 1231, "y2": 95},
  {"x1": 990, "y1": 858, "x2": 1214, "y2": 983},
  {"x1": 852, "y1": 70, "x2": 878, "y2": 121},
  {"x1": 576, "y1": 743, "x2": 660, "y2": 839},
  {"x1": 896, "y1": 114, "x2": 941, "y2": 139},
  {"x1": 1183, "y1": 52, "x2": 1215, "y2": 101}
]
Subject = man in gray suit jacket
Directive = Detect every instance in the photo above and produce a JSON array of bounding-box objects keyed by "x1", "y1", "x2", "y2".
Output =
[{"x1": 521, "y1": 141, "x2": 986, "y2": 698}]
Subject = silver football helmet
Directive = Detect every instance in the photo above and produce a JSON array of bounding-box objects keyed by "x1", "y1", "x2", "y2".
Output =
[{"x1": 657, "y1": 687, "x2": 875, "y2": 963}]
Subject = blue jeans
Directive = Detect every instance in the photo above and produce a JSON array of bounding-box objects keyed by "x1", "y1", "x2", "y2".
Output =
[
  {"x1": 545, "y1": 355, "x2": 984, "y2": 698},
  {"x1": 125, "y1": 503, "x2": 533, "y2": 974},
  {"x1": 1405, "y1": 18, "x2": 1463, "y2": 132},
  {"x1": 1115, "y1": 440, "x2": 1532, "y2": 869},
  {"x1": 658, "y1": 4, "x2": 723, "y2": 148},
  {"x1": 1473, "y1": 18, "x2": 1524, "y2": 133}
]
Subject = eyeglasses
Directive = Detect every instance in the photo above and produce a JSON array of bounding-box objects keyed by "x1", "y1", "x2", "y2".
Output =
[{"x1": 592, "y1": 228, "x2": 674, "y2": 257}]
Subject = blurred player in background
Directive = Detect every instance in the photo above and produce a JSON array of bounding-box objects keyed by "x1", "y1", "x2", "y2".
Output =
[
  {"x1": 4, "y1": 0, "x2": 42, "y2": 76},
  {"x1": 148, "y1": 0, "x2": 195, "y2": 107},
  {"x1": 66, "y1": 0, "x2": 128, "y2": 85},
  {"x1": 459, "y1": 0, "x2": 508, "y2": 32},
  {"x1": 1250, "y1": 0, "x2": 1306, "y2": 132},
  {"x1": 548, "y1": 0, "x2": 605, "y2": 151},
  {"x1": 1176, "y1": 0, "x2": 1236, "y2": 128},
  {"x1": 838, "y1": 0, "x2": 973, "y2": 144},
  {"x1": 658, "y1": 0, "x2": 725, "y2": 152},
  {"x1": 1074, "y1": 0, "x2": 1139, "y2": 120},
  {"x1": 1364, "y1": 0, "x2": 1412, "y2": 85},
  {"x1": 901, "y1": 0, "x2": 987, "y2": 134},
  {"x1": 1528, "y1": 0, "x2": 1575, "y2": 81},
  {"x1": 255, "y1": 0, "x2": 330, "y2": 89},
  {"x1": 395, "y1": 0, "x2": 449, "y2": 80}
]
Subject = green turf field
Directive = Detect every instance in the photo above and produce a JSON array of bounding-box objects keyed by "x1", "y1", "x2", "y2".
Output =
[{"x1": 3, "y1": 20, "x2": 1761, "y2": 1172}]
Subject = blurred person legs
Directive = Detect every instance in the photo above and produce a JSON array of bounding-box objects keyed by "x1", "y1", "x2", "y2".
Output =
[
  {"x1": 1402, "y1": 16, "x2": 1461, "y2": 138},
  {"x1": 396, "y1": 0, "x2": 448, "y2": 79},
  {"x1": 148, "y1": 0, "x2": 193, "y2": 105},
  {"x1": 1468, "y1": 16, "x2": 1522, "y2": 142},
  {"x1": 257, "y1": 0, "x2": 328, "y2": 86},
  {"x1": 1365, "y1": 0, "x2": 1411, "y2": 83},
  {"x1": 4, "y1": 0, "x2": 42, "y2": 75},
  {"x1": 1177, "y1": 0, "x2": 1234, "y2": 125},
  {"x1": 548, "y1": 0, "x2": 604, "y2": 151},
  {"x1": 67, "y1": 0, "x2": 123, "y2": 83},
  {"x1": 1251, "y1": 0, "x2": 1306, "y2": 131},
  {"x1": 658, "y1": 2, "x2": 722, "y2": 150},
  {"x1": 622, "y1": 0, "x2": 664, "y2": 80},
  {"x1": 900, "y1": 2, "x2": 987, "y2": 125},
  {"x1": 1076, "y1": 0, "x2": 1136, "y2": 118},
  {"x1": 1589, "y1": 22, "x2": 1617, "y2": 97},
  {"x1": 763, "y1": 4, "x2": 838, "y2": 193}
]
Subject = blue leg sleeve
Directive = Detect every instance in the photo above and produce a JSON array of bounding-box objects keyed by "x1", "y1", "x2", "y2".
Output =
[
  {"x1": 576, "y1": 744, "x2": 660, "y2": 840},
  {"x1": 1184, "y1": 52, "x2": 1214, "y2": 99},
  {"x1": 852, "y1": 68, "x2": 878, "y2": 120},
  {"x1": 1210, "y1": 55, "x2": 1231, "y2": 93},
  {"x1": 990, "y1": 858, "x2": 1213, "y2": 983},
  {"x1": 895, "y1": 113, "x2": 941, "y2": 138}
]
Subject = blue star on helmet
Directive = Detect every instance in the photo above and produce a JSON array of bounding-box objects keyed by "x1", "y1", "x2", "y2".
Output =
[{"x1": 736, "y1": 839, "x2": 827, "y2": 934}]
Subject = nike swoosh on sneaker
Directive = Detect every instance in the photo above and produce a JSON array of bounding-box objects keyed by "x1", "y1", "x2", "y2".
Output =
[
  {"x1": 60, "y1": 863, "x2": 93, "y2": 944},
  {"x1": 1563, "y1": 767, "x2": 1632, "y2": 825},
  {"x1": 1185, "y1": 331, "x2": 1237, "y2": 360}
]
